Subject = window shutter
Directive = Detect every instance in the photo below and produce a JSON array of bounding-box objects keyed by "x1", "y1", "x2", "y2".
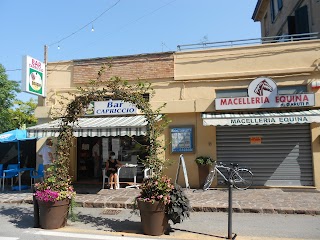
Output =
[
  {"x1": 270, "y1": 0, "x2": 275, "y2": 22},
  {"x1": 287, "y1": 16, "x2": 296, "y2": 35},
  {"x1": 295, "y1": 5, "x2": 310, "y2": 34}
]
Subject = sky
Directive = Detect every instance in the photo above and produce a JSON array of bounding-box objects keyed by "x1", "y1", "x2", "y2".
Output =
[{"x1": 0, "y1": 0, "x2": 261, "y2": 102}]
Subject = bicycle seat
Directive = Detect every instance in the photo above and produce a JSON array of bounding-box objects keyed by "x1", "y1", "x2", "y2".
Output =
[{"x1": 230, "y1": 163, "x2": 239, "y2": 168}]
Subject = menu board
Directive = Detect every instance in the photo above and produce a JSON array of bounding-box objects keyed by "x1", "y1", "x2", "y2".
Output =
[{"x1": 170, "y1": 126, "x2": 194, "y2": 153}]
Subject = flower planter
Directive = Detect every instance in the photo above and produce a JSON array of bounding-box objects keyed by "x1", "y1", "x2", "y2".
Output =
[
  {"x1": 137, "y1": 199, "x2": 168, "y2": 236},
  {"x1": 37, "y1": 199, "x2": 70, "y2": 229},
  {"x1": 198, "y1": 164, "x2": 210, "y2": 188}
]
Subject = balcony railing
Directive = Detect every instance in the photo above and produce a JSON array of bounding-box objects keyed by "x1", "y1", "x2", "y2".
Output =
[{"x1": 177, "y1": 32, "x2": 319, "y2": 51}]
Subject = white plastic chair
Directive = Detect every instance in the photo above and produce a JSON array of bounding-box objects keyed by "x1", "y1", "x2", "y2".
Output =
[
  {"x1": 143, "y1": 168, "x2": 152, "y2": 179},
  {"x1": 102, "y1": 169, "x2": 109, "y2": 189}
]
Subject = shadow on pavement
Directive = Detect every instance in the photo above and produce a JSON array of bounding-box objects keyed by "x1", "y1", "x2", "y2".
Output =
[
  {"x1": 0, "y1": 205, "x2": 34, "y2": 229},
  {"x1": 76, "y1": 213, "x2": 142, "y2": 233},
  {"x1": 171, "y1": 227, "x2": 226, "y2": 239}
]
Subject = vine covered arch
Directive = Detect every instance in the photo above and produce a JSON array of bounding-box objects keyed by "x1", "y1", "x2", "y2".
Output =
[{"x1": 54, "y1": 66, "x2": 169, "y2": 185}]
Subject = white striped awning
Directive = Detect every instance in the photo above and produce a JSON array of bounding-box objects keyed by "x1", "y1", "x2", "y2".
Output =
[
  {"x1": 27, "y1": 116, "x2": 149, "y2": 138},
  {"x1": 202, "y1": 109, "x2": 320, "y2": 126}
]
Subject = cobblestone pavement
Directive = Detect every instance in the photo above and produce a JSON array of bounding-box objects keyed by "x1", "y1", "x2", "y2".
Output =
[{"x1": 0, "y1": 187, "x2": 319, "y2": 215}]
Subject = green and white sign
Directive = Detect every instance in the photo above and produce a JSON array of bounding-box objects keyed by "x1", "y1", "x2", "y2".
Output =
[{"x1": 22, "y1": 55, "x2": 46, "y2": 97}]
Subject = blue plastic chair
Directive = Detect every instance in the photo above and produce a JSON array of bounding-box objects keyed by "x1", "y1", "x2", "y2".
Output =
[
  {"x1": 30, "y1": 164, "x2": 44, "y2": 186},
  {"x1": 2, "y1": 164, "x2": 19, "y2": 191}
]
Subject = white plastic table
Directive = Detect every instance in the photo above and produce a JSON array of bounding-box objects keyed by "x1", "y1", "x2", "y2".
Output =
[{"x1": 116, "y1": 164, "x2": 138, "y2": 189}]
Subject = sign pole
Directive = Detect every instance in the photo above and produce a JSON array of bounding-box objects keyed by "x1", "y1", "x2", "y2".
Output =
[{"x1": 43, "y1": 45, "x2": 48, "y2": 107}]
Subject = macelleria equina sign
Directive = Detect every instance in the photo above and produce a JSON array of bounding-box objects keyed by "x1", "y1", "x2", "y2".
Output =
[{"x1": 215, "y1": 77, "x2": 315, "y2": 110}]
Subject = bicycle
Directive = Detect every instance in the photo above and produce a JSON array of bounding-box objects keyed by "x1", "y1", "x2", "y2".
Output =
[{"x1": 203, "y1": 161, "x2": 253, "y2": 190}]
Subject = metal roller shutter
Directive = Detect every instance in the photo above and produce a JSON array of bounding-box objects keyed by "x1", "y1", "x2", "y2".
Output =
[{"x1": 216, "y1": 124, "x2": 313, "y2": 186}]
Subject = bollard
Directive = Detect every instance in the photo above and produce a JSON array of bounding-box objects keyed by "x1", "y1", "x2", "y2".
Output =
[
  {"x1": 32, "y1": 185, "x2": 40, "y2": 228},
  {"x1": 227, "y1": 181, "x2": 237, "y2": 239}
]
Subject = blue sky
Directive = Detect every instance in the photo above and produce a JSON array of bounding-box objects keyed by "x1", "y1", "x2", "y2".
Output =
[{"x1": 0, "y1": 0, "x2": 260, "y2": 101}]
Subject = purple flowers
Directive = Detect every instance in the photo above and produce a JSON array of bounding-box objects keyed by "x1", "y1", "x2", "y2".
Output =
[{"x1": 34, "y1": 181, "x2": 75, "y2": 202}]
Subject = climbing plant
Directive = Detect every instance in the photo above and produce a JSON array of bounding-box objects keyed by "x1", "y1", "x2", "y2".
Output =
[{"x1": 54, "y1": 65, "x2": 169, "y2": 185}]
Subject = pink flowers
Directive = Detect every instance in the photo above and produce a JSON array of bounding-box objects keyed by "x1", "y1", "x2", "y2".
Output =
[
  {"x1": 137, "y1": 175, "x2": 174, "y2": 205},
  {"x1": 34, "y1": 189, "x2": 59, "y2": 202},
  {"x1": 34, "y1": 180, "x2": 75, "y2": 202}
]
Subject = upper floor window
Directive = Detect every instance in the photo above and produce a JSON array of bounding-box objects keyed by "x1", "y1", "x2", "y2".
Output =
[
  {"x1": 270, "y1": 0, "x2": 283, "y2": 23},
  {"x1": 288, "y1": 5, "x2": 310, "y2": 35}
]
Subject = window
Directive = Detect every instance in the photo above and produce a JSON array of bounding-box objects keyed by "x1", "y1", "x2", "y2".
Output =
[
  {"x1": 278, "y1": 85, "x2": 307, "y2": 95},
  {"x1": 216, "y1": 89, "x2": 247, "y2": 98},
  {"x1": 264, "y1": 13, "x2": 269, "y2": 36},
  {"x1": 216, "y1": 86, "x2": 307, "y2": 98},
  {"x1": 270, "y1": 0, "x2": 275, "y2": 22},
  {"x1": 270, "y1": 0, "x2": 283, "y2": 23},
  {"x1": 277, "y1": 0, "x2": 283, "y2": 10}
]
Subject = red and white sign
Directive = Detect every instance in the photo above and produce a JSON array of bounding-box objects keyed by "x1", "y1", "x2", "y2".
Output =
[{"x1": 215, "y1": 77, "x2": 314, "y2": 110}]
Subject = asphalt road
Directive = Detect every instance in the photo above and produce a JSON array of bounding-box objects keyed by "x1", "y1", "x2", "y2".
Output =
[{"x1": 0, "y1": 203, "x2": 319, "y2": 240}]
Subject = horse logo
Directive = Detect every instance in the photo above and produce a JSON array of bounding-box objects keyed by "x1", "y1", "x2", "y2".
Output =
[{"x1": 254, "y1": 80, "x2": 273, "y2": 96}]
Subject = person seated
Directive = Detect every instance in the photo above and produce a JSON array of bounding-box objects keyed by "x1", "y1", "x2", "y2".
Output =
[{"x1": 105, "y1": 152, "x2": 122, "y2": 190}]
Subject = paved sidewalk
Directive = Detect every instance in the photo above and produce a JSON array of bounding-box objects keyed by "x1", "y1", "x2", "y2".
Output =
[{"x1": 0, "y1": 188, "x2": 319, "y2": 215}]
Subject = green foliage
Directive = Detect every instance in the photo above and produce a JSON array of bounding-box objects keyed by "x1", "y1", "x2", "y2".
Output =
[
  {"x1": 135, "y1": 177, "x2": 191, "y2": 225},
  {"x1": 195, "y1": 156, "x2": 215, "y2": 165},
  {"x1": 0, "y1": 64, "x2": 20, "y2": 133},
  {"x1": 137, "y1": 176, "x2": 174, "y2": 205},
  {"x1": 69, "y1": 197, "x2": 78, "y2": 222},
  {"x1": 52, "y1": 65, "x2": 170, "y2": 176},
  {"x1": 167, "y1": 184, "x2": 191, "y2": 224},
  {"x1": 9, "y1": 99, "x2": 38, "y2": 129},
  {"x1": 49, "y1": 64, "x2": 189, "y2": 225}
]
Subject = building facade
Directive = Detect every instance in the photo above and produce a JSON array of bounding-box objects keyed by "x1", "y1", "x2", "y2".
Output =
[
  {"x1": 29, "y1": 37, "x2": 320, "y2": 189},
  {"x1": 252, "y1": 0, "x2": 320, "y2": 38}
]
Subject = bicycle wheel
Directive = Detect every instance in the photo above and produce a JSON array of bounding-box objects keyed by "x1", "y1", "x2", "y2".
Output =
[
  {"x1": 229, "y1": 168, "x2": 253, "y2": 190},
  {"x1": 203, "y1": 170, "x2": 215, "y2": 191}
]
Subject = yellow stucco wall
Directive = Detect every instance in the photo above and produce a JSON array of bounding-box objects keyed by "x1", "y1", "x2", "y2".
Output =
[
  {"x1": 162, "y1": 113, "x2": 216, "y2": 189},
  {"x1": 34, "y1": 39, "x2": 320, "y2": 188}
]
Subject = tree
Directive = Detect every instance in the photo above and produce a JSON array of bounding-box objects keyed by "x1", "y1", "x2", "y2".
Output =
[
  {"x1": 0, "y1": 64, "x2": 20, "y2": 133},
  {"x1": 9, "y1": 99, "x2": 38, "y2": 129}
]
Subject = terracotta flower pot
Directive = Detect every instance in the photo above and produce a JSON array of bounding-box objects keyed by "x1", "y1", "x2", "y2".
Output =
[
  {"x1": 198, "y1": 164, "x2": 210, "y2": 188},
  {"x1": 137, "y1": 199, "x2": 168, "y2": 236},
  {"x1": 37, "y1": 199, "x2": 70, "y2": 229}
]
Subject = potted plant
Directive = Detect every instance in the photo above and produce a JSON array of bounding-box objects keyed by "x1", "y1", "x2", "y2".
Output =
[
  {"x1": 34, "y1": 125, "x2": 77, "y2": 229},
  {"x1": 34, "y1": 165, "x2": 76, "y2": 229},
  {"x1": 136, "y1": 175, "x2": 190, "y2": 236},
  {"x1": 195, "y1": 156, "x2": 215, "y2": 188}
]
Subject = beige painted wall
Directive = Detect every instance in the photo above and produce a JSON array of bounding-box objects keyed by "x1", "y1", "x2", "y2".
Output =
[
  {"x1": 34, "y1": 39, "x2": 320, "y2": 188},
  {"x1": 163, "y1": 113, "x2": 216, "y2": 189}
]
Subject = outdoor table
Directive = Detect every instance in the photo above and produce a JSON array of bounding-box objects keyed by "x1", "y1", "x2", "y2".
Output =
[{"x1": 117, "y1": 164, "x2": 138, "y2": 189}]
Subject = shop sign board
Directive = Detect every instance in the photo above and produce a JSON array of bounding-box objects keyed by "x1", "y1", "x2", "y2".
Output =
[
  {"x1": 215, "y1": 77, "x2": 315, "y2": 110},
  {"x1": 84, "y1": 100, "x2": 137, "y2": 116},
  {"x1": 228, "y1": 116, "x2": 313, "y2": 126},
  {"x1": 21, "y1": 55, "x2": 46, "y2": 97}
]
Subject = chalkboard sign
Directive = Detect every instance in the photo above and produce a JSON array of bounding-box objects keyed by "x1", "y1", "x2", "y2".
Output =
[{"x1": 175, "y1": 154, "x2": 190, "y2": 188}]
